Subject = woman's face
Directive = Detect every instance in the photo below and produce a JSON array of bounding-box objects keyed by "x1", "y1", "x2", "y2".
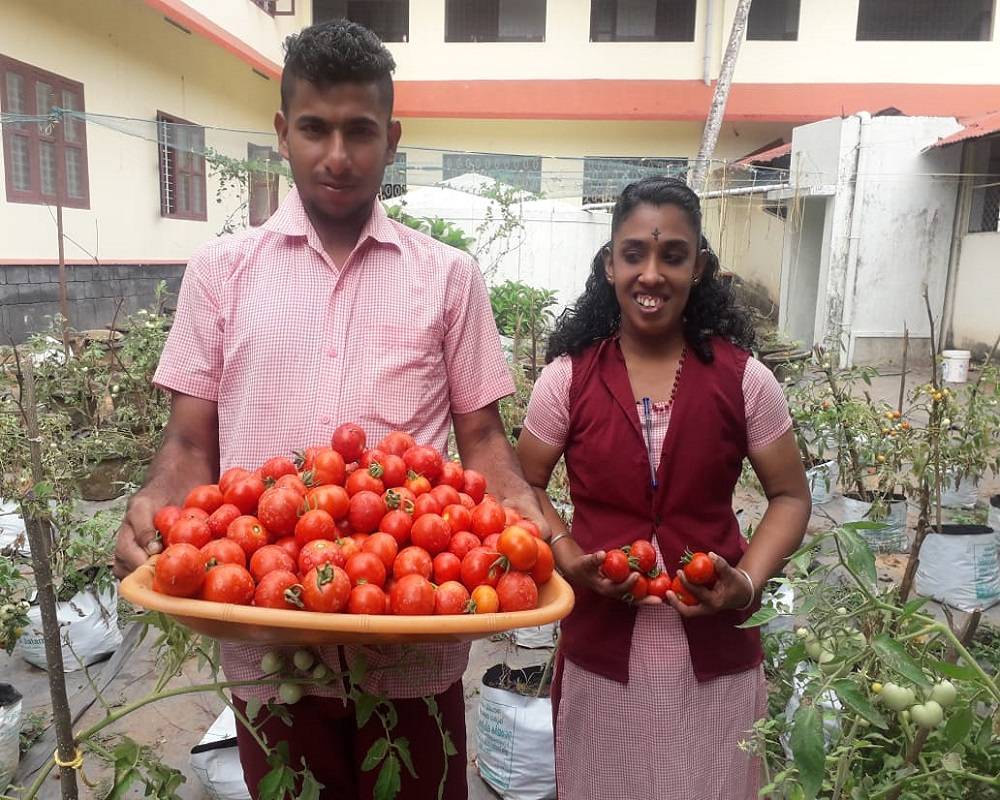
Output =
[{"x1": 604, "y1": 202, "x2": 705, "y2": 343}]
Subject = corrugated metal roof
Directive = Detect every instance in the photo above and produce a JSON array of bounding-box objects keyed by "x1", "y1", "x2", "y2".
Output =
[
  {"x1": 735, "y1": 142, "x2": 791, "y2": 166},
  {"x1": 930, "y1": 110, "x2": 1000, "y2": 148}
]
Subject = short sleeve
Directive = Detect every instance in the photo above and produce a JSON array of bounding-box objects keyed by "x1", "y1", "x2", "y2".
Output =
[
  {"x1": 523, "y1": 355, "x2": 573, "y2": 449},
  {"x1": 153, "y1": 243, "x2": 225, "y2": 401},
  {"x1": 743, "y1": 357, "x2": 792, "y2": 451},
  {"x1": 443, "y1": 257, "x2": 516, "y2": 414}
]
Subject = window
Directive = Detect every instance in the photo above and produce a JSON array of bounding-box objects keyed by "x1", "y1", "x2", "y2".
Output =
[
  {"x1": 968, "y1": 137, "x2": 1000, "y2": 233},
  {"x1": 581, "y1": 156, "x2": 687, "y2": 204},
  {"x1": 248, "y1": 144, "x2": 281, "y2": 227},
  {"x1": 446, "y1": 0, "x2": 546, "y2": 43},
  {"x1": 442, "y1": 153, "x2": 541, "y2": 194},
  {"x1": 313, "y1": 0, "x2": 408, "y2": 41},
  {"x1": 380, "y1": 152, "x2": 407, "y2": 199},
  {"x1": 0, "y1": 55, "x2": 89, "y2": 207},
  {"x1": 747, "y1": 0, "x2": 800, "y2": 41},
  {"x1": 857, "y1": 0, "x2": 993, "y2": 41},
  {"x1": 157, "y1": 112, "x2": 207, "y2": 221},
  {"x1": 249, "y1": 0, "x2": 295, "y2": 15},
  {"x1": 590, "y1": 0, "x2": 696, "y2": 42}
]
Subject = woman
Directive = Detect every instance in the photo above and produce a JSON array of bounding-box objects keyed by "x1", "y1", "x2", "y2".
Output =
[{"x1": 518, "y1": 177, "x2": 811, "y2": 799}]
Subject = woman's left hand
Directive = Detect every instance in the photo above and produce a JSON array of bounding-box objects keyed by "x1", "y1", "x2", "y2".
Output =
[{"x1": 665, "y1": 553, "x2": 754, "y2": 618}]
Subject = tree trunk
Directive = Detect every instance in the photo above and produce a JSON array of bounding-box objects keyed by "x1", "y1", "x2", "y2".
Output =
[{"x1": 688, "y1": 0, "x2": 754, "y2": 192}]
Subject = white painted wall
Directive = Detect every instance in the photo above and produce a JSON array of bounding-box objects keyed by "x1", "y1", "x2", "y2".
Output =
[{"x1": 951, "y1": 232, "x2": 1000, "y2": 351}]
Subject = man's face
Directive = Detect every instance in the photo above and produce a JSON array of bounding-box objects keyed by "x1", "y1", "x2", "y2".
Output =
[{"x1": 275, "y1": 78, "x2": 401, "y2": 224}]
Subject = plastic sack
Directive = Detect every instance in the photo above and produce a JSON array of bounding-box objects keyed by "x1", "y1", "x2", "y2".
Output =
[
  {"x1": 512, "y1": 623, "x2": 558, "y2": 649},
  {"x1": 805, "y1": 460, "x2": 838, "y2": 505},
  {"x1": 0, "y1": 684, "x2": 22, "y2": 792},
  {"x1": 915, "y1": 526, "x2": 1000, "y2": 612},
  {"x1": 939, "y1": 474, "x2": 978, "y2": 510},
  {"x1": 476, "y1": 664, "x2": 556, "y2": 800},
  {"x1": 988, "y1": 496, "x2": 999, "y2": 535},
  {"x1": 835, "y1": 495, "x2": 909, "y2": 553},
  {"x1": 189, "y1": 708, "x2": 251, "y2": 800},
  {"x1": 0, "y1": 499, "x2": 30, "y2": 556},
  {"x1": 19, "y1": 586, "x2": 122, "y2": 671}
]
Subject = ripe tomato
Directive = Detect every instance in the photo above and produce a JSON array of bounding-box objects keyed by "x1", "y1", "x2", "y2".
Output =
[
  {"x1": 392, "y1": 546, "x2": 433, "y2": 580},
  {"x1": 226, "y1": 515, "x2": 270, "y2": 557},
  {"x1": 496, "y1": 571, "x2": 539, "y2": 612},
  {"x1": 331, "y1": 423, "x2": 366, "y2": 463},
  {"x1": 201, "y1": 563, "x2": 255, "y2": 605},
  {"x1": 403, "y1": 445, "x2": 443, "y2": 481},
  {"x1": 257, "y1": 487, "x2": 302, "y2": 538},
  {"x1": 207, "y1": 504, "x2": 242, "y2": 539},
  {"x1": 294, "y1": 509, "x2": 337, "y2": 547},
  {"x1": 442, "y1": 504, "x2": 472, "y2": 534},
  {"x1": 350, "y1": 532, "x2": 369, "y2": 547},
  {"x1": 530, "y1": 540, "x2": 555, "y2": 585},
  {"x1": 348, "y1": 491, "x2": 387, "y2": 534},
  {"x1": 359, "y1": 448, "x2": 385, "y2": 470},
  {"x1": 218, "y1": 467, "x2": 251, "y2": 496},
  {"x1": 471, "y1": 502, "x2": 505, "y2": 538},
  {"x1": 153, "y1": 544, "x2": 205, "y2": 597},
  {"x1": 337, "y1": 536, "x2": 361, "y2": 561},
  {"x1": 153, "y1": 505, "x2": 183, "y2": 537},
  {"x1": 295, "y1": 445, "x2": 324, "y2": 472},
  {"x1": 629, "y1": 540, "x2": 657, "y2": 575},
  {"x1": 470, "y1": 585, "x2": 499, "y2": 614},
  {"x1": 377, "y1": 454, "x2": 407, "y2": 489},
  {"x1": 498, "y1": 526, "x2": 539, "y2": 571},
  {"x1": 378, "y1": 431, "x2": 416, "y2": 457},
  {"x1": 461, "y1": 547, "x2": 502, "y2": 591},
  {"x1": 254, "y1": 570, "x2": 304, "y2": 610},
  {"x1": 259, "y1": 456, "x2": 298, "y2": 483},
  {"x1": 167, "y1": 517, "x2": 212, "y2": 549},
  {"x1": 201, "y1": 538, "x2": 247, "y2": 569},
  {"x1": 345, "y1": 552, "x2": 387, "y2": 588},
  {"x1": 430, "y1": 484, "x2": 461, "y2": 510},
  {"x1": 362, "y1": 532, "x2": 399, "y2": 570},
  {"x1": 448, "y1": 530, "x2": 482, "y2": 561},
  {"x1": 629, "y1": 575, "x2": 649, "y2": 601},
  {"x1": 405, "y1": 473, "x2": 432, "y2": 496},
  {"x1": 433, "y1": 552, "x2": 463, "y2": 584},
  {"x1": 461, "y1": 470, "x2": 487, "y2": 504},
  {"x1": 436, "y1": 461, "x2": 465, "y2": 490},
  {"x1": 224, "y1": 474, "x2": 267, "y2": 515},
  {"x1": 298, "y1": 539, "x2": 345, "y2": 574},
  {"x1": 410, "y1": 514, "x2": 451, "y2": 555},
  {"x1": 180, "y1": 507, "x2": 209, "y2": 522},
  {"x1": 305, "y1": 484, "x2": 350, "y2": 520},
  {"x1": 682, "y1": 550, "x2": 716, "y2": 586},
  {"x1": 600, "y1": 549, "x2": 631, "y2": 583},
  {"x1": 184, "y1": 483, "x2": 223, "y2": 514},
  {"x1": 301, "y1": 564, "x2": 351, "y2": 613},
  {"x1": 348, "y1": 583, "x2": 387, "y2": 615},
  {"x1": 482, "y1": 533, "x2": 500, "y2": 550},
  {"x1": 647, "y1": 572, "x2": 671, "y2": 599},
  {"x1": 274, "y1": 535, "x2": 301, "y2": 562},
  {"x1": 249, "y1": 544, "x2": 297, "y2": 583},
  {"x1": 275, "y1": 473, "x2": 309, "y2": 497},
  {"x1": 670, "y1": 573, "x2": 699, "y2": 606},
  {"x1": 311, "y1": 448, "x2": 346, "y2": 487},
  {"x1": 383, "y1": 488, "x2": 415, "y2": 515},
  {"x1": 412, "y1": 493, "x2": 441, "y2": 519},
  {"x1": 379, "y1": 509, "x2": 413, "y2": 546},
  {"x1": 346, "y1": 467, "x2": 384, "y2": 497},
  {"x1": 389, "y1": 574, "x2": 435, "y2": 615},
  {"x1": 457, "y1": 492, "x2": 476, "y2": 510},
  {"x1": 434, "y1": 581, "x2": 471, "y2": 615}
]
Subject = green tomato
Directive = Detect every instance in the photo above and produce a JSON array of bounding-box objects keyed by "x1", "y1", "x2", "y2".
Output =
[
  {"x1": 278, "y1": 683, "x2": 303, "y2": 705},
  {"x1": 818, "y1": 650, "x2": 839, "y2": 674},
  {"x1": 881, "y1": 683, "x2": 916, "y2": 712},
  {"x1": 850, "y1": 631, "x2": 867, "y2": 648},
  {"x1": 930, "y1": 680, "x2": 957, "y2": 708},
  {"x1": 293, "y1": 650, "x2": 315, "y2": 672},
  {"x1": 312, "y1": 663, "x2": 331, "y2": 681},
  {"x1": 260, "y1": 651, "x2": 284, "y2": 676},
  {"x1": 0, "y1": 604, "x2": 13, "y2": 618},
  {"x1": 899, "y1": 709, "x2": 910, "y2": 723},
  {"x1": 795, "y1": 627, "x2": 809, "y2": 639},
  {"x1": 910, "y1": 700, "x2": 944, "y2": 730}
]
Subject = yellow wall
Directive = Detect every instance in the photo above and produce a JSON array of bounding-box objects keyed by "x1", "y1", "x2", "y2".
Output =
[{"x1": 951, "y1": 232, "x2": 1000, "y2": 352}]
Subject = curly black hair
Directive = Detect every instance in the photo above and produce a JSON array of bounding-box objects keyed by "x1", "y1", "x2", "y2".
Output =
[
  {"x1": 281, "y1": 20, "x2": 396, "y2": 115},
  {"x1": 546, "y1": 176, "x2": 756, "y2": 364}
]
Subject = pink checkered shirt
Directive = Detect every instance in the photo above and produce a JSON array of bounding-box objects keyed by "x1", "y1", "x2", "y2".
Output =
[{"x1": 154, "y1": 188, "x2": 514, "y2": 700}]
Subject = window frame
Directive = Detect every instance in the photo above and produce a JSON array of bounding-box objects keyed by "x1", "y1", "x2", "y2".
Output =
[
  {"x1": 856, "y1": 0, "x2": 994, "y2": 41},
  {"x1": 589, "y1": 0, "x2": 697, "y2": 43},
  {"x1": 445, "y1": 0, "x2": 547, "y2": 43},
  {"x1": 157, "y1": 111, "x2": 208, "y2": 222},
  {"x1": 247, "y1": 143, "x2": 281, "y2": 227},
  {"x1": 0, "y1": 53, "x2": 90, "y2": 208},
  {"x1": 746, "y1": 0, "x2": 801, "y2": 41},
  {"x1": 249, "y1": 0, "x2": 296, "y2": 16}
]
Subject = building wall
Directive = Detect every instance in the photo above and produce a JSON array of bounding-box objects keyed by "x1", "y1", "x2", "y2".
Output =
[{"x1": 951, "y1": 232, "x2": 1000, "y2": 355}]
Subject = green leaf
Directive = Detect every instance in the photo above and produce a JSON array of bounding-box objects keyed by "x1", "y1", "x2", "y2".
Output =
[
  {"x1": 394, "y1": 737, "x2": 418, "y2": 779},
  {"x1": 928, "y1": 659, "x2": 980, "y2": 682},
  {"x1": 349, "y1": 653, "x2": 369, "y2": 686},
  {"x1": 296, "y1": 770, "x2": 323, "y2": 800},
  {"x1": 837, "y1": 527, "x2": 877, "y2": 586},
  {"x1": 362, "y1": 737, "x2": 390, "y2": 772},
  {"x1": 374, "y1": 753, "x2": 402, "y2": 800},
  {"x1": 975, "y1": 714, "x2": 993, "y2": 750},
  {"x1": 384, "y1": 700, "x2": 399, "y2": 731},
  {"x1": 423, "y1": 696, "x2": 440, "y2": 717},
  {"x1": 736, "y1": 606, "x2": 779, "y2": 629},
  {"x1": 943, "y1": 706, "x2": 974, "y2": 750},
  {"x1": 832, "y1": 680, "x2": 888, "y2": 729},
  {"x1": 246, "y1": 697, "x2": 263, "y2": 723},
  {"x1": 900, "y1": 597, "x2": 931, "y2": 617},
  {"x1": 872, "y1": 635, "x2": 931, "y2": 688},
  {"x1": 941, "y1": 752, "x2": 963, "y2": 772},
  {"x1": 790, "y1": 704, "x2": 825, "y2": 800},
  {"x1": 355, "y1": 692, "x2": 379, "y2": 729},
  {"x1": 442, "y1": 730, "x2": 458, "y2": 757},
  {"x1": 106, "y1": 768, "x2": 137, "y2": 800},
  {"x1": 257, "y1": 765, "x2": 295, "y2": 800}
]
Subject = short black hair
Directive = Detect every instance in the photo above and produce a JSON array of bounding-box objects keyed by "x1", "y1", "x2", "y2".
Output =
[{"x1": 280, "y1": 19, "x2": 396, "y2": 116}]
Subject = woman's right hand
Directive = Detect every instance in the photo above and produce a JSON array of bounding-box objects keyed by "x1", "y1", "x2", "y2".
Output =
[{"x1": 560, "y1": 548, "x2": 662, "y2": 606}]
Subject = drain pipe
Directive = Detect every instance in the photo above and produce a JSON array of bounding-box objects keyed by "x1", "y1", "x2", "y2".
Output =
[
  {"x1": 840, "y1": 111, "x2": 872, "y2": 366},
  {"x1": 703, "y1": 0, "x2": 715, "y2": 85}
]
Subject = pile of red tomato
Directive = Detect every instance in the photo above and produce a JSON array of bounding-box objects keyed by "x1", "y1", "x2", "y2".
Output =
[
  {"x1": 600, "y1": 542, "x2": 716, "y2": 605},
  {"x1": 150, "y1": 424, "x2": 553, "y2": 616}
]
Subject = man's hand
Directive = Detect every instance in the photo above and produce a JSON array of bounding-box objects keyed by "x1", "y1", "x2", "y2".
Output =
[
  {"x1": 113, "y1": 493, "x2": 165, "y2": 578},
  {"x1": 499, "y1": 489, "x2": 553, "y2": 540}
]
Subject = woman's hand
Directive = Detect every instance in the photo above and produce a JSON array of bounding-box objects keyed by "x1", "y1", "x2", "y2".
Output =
[
  {"x1": 665, "y1": 553, "x2": 753, "y2": 618},
  {"x1": 561, "y1": 549, "x2": 662, "y2": 606}
]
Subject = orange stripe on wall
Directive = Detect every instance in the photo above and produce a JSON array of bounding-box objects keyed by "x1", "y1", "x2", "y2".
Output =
[{"x1": 0, "y1": 260, "x2": 185, "y2": 267}]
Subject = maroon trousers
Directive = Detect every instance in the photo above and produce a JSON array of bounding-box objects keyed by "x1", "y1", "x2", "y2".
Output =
[{"x1": 232, "y1": 681, "x2": 468, "y2": 800}]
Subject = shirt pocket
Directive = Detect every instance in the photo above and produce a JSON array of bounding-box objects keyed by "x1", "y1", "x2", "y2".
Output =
[{"x1": 364, "y1": 326, "x2": 445, "y2": 431}]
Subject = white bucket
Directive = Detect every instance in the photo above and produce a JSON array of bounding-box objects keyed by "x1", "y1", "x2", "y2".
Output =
[{"x1": 941, "y1": 350, "x2": 971, "y2": 384}]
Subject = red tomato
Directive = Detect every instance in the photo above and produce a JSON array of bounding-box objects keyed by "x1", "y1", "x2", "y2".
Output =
[
  {"x1": 362, "y1": 532, "x2": 399, "y2": 570},
  {"x1": 434, "y1": 580, "x2": 471, "y2": 615},
  {"x1": 461, "y1": 470, "x2": 487, "y2": 504},
  {"x1": 648, "y1": 572, "x2": 671, "y2": 599},
  {"x1": 460, "y1": 547, "x2": 502, "y2": 591},
  {"x1": 389, "y1": 574, "x2": 435, "y2": 615},
  {"x1": 377, "y1": 454, "x2": 407, "y2": 489},
  {"x1": 207, "y1": 504, "x2": 242, "y2": 539},
  {"x1": 201, "y1": 538, "x2": 247, "y2": 569},
  {"x1": 337, "y1": 536, "x2": 361, "y2": 561},
  {"x1": 433, "y1": 551, "x2": 463, "y2": 584},
  {"x1": 348, "y1": 583, "x2": 388, "y2": 615},
  {"x1": 226, "y1": 515, "x2": 270, "y2": 557},
  {"x1": 153, "y1": 544, "x2": 205, "y2": 597},
  {"x1": 224, "y1": 474, "x2": 267, "y2": 515},
  {"x1": 429, "y1": 484, "x2": 461, "y2": 510},
  {"x1": 346, "y1": 467, "x2": 385, "y2": 497},
  {"x1": 249, "y1": 544, "x2": 296, "y2": 583},
  {"x1": 682, "y1": 550, "x2": 717, "y2": 586},
  {"x1": 306, "y1": 484, "x2": 350, "y2": 520},
  {"x1": 530, "y1": 540, "x2": 555, "y2": 585},
  {"x1": 630, "y1": 574, "x2": 649, "y2": 601},
  {"x1": 331, "y1": 423, "x2": 366, "y2": 463},
  {"x1": 410, "y1": 514, "x2": 451, "y2": 555},
  {"x1": 201, "y1": 563, "x2": 255, "y2": 605},
  {"x1": 180, "y1": 507, "x2": 209, "y2": 522},
  {"x1": 442, "y1": 504, "x2": 472, "y2": 534},
  {"x1": 629, "y1": 540, "x2": 657, "y2": 575},
  {"x1": 403, "y1": 445, "x2": 443, "y2": 481},
  {"x1": 256, "y1": 486, "x2": 302, "y2": 538},
  {"x1": 482, "y1": 533, "x2": 500, "y2": 550},
  {"x1": 470, "y1": 585, "x2": 499, "y2": 614},
  {"x1": 383, "y1": 488, "x2": 416, "y2": 515},
  {"x1": 350, "y1": 532, "x2": 370, "y2": 547},
  {"x1": 259, "y1": 456, "x2": 298, "y2": 483},
  {"x1": 311, "y1": 448, "x2": 346, "y2": 487},
  {"x1": 457, "y1": 492, "x2": 476, "y2": 510},
  {"x1": 405, "y1": 473, "x2": 432, "y2": 496},
  {"x1": 377, "y1": 431, "x2": 416, "y2": 457},
  {"x1": 301, "y1": 564, "x2": 351, "y2": 613},
  {"x1": 184, "y1": 484, "x2": 224, "y2": 514},
  {"x1": 600, "y1": 549, "x2": 631, "y2": 583},
  {"x1": 254, "y1": 569, "x2": 304, "y2": 610},
  {"x1": 496, "y1": 571, "x2": 539, "y2": 612},
  {"x1": 297, "y1": 539, "x2": 345, "y2": 574},
  {"x1": 348, "y1": 491, "x2": 387, "y2": 534},
  {"x1": 274, "y1": 535, "x2": 301, "y2": 563},
  {"x1": 412, "y1": 493, "x2": 442, "y2": 519},
  {"x1": 153, "y1": 506, "x2": 183, "y2": 537},
  {"x1": 275, "y1": 473, "x2": 309, "y2": 497},
  {"x1": 379, "y1": 509, "x2": 413, "y2": 546},
  {"x1": 471, "y1": 502, "x2": 505, "y2": 538},
  {"x1": 296, "y1": 445, "x2": 324, "y2": 472},
  {"x1": 498, "y1": 526, "x2": 539, "y2": 571},
  {"x1": 218, "y1": 467, "x2": 251, "y2": 496},
  {"x1": 167, "y1": 517, "x2": 212, "y2": 549},
  {"x1": 294, "y1": 509, "x2": 337, "y2": 547},
  {"x1": 359, "y1": 448, "x2": 385, "y2": 470},
  {"x1": 670, "y1": 573, "x2": 699, "y2": 606},
  {"x1": 392, "y1": 546, "x2": 433, "y2": 580},
  {"x1": 436, "y1": 461, "x2": 465, "y2": 491},
  {"x1": 448, "y1": 530, "x2": 482, "y2": 561},
  {"x1": 345, "y1": 552, "x2": 387, "y2": 588}
]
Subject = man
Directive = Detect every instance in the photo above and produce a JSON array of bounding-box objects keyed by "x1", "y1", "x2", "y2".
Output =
[{"x1": 113, "y1": 20, "x2": 546, "y2": 798}]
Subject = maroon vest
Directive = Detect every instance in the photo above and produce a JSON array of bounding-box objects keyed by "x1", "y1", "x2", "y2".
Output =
[{"x1": 560, "y1": 336, "x2": 763, "y2": 683}]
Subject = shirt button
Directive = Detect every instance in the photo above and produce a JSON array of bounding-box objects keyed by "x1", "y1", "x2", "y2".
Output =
[
  {"x1": 320, "y1": 415, "x2": 331, "y2": 425},
  {"x1": 328, "y1": 348, "x2": 337, "y2": 358}
]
